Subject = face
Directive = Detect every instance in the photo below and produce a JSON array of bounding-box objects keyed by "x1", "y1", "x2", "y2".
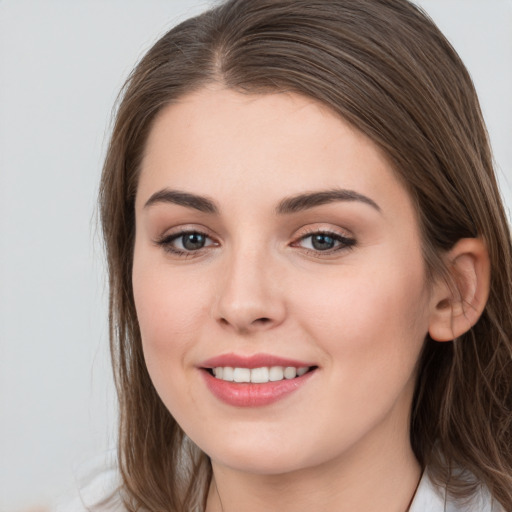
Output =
[{"x1": 133, "y1": 88, "x2": 433, "y2": 476}]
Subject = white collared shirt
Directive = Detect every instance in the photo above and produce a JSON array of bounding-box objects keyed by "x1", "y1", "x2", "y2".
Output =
[
  {"x1": 54, "y1": 466, "x2": 504, "y2": 512},
  {"x1": 409, "y1": 470, "x2": 504, "y2": 512}
]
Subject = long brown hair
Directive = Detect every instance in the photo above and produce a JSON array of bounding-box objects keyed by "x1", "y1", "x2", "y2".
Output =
[{"x1": 99, "y1": 0, "x2": 512, "y2": 509}]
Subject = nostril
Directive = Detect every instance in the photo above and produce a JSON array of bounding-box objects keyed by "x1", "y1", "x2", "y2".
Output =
[
  {"x1": 216, "y1": 309, "x2": 280, "y2": 332},
  {"x1": 253, "y1": 317, "x2": 271, "y2": 325}
]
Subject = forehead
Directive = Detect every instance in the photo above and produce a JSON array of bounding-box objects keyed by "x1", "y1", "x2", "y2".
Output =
[{"x1": 137, "y1": 87, "x2": 413, "y2": 221}]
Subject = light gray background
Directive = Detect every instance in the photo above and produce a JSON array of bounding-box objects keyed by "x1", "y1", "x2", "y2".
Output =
[{"x1": 0, "y1": 1, "x2": 511, "y2": 510}]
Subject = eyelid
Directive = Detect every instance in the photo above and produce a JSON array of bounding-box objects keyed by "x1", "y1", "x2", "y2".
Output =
[
  {"x1": 153, "y1": 223, "x2": 356, "y2": 258},
  {"x1": 290, "y1": 225, "x2": 356, "y2": 255},
  {"x1": 295, "y1": 223, "x2": 353, "y2": 238},
  {"x1": 154, "y1": 225, "x2": 219, "y2": 257}
]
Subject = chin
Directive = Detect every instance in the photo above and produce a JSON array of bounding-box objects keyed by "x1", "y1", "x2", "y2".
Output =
[
  {"x1": 210, "y1": 450, "x2": 308, "y2": 476},
  {"x1": 194, "y1": 429, "x2": 329, "y2": 476}
]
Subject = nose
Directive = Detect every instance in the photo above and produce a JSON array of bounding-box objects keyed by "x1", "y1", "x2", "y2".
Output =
[{"x1": 212, "y1": 245, "x2": 286, "y2": 334}]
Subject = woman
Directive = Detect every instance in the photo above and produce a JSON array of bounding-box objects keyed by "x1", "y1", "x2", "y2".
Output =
[{"x1": 91, "y1": 0, "x2": 512, "y2": 510}]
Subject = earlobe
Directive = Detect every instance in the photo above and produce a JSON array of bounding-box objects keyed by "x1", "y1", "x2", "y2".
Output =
[{"x1": 428, "y1": 238, "x2": 490, "y2": 342}]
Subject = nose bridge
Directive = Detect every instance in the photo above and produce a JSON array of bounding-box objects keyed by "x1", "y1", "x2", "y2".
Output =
[{"x1": 213, "y1": 236, "x2": 285, "y2": 332}]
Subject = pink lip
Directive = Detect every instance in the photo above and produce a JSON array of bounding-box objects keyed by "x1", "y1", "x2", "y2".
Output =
[
  {"x1": 200, "y1": 352, "x2": 315, "y2": 369},
  {"x1": 198, "y1": 352, "x2": 318, "y2": 407}
]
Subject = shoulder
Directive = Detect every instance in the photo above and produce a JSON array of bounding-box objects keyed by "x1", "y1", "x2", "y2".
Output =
[{"x1": 409, "y1": 469, "x2": 505, "y2": 512}]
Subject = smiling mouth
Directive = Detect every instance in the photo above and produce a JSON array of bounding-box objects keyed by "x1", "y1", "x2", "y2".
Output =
[
  {"x1": 205, "y1": 366, "x2": 318, "y2": 383},
  {"x1": 200, "y1": 359, "x2": 318, "y2": 406}
]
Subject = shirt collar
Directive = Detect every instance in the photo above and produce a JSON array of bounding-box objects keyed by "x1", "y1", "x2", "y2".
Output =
[{"x1": 409, "y1": 470, "x2": 502, "y2": 512}]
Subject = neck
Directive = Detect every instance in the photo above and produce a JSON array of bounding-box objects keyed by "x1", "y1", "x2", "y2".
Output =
[{"x1": 206, "y1": 420, "x2": 421, "y2": 512}]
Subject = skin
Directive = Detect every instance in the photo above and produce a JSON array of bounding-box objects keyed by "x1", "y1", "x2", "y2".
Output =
[{"x1": 132, "y1": 87, "x2": 458, "y2": 511}]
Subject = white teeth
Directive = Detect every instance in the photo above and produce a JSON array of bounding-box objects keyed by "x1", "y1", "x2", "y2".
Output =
[
  {"x1": 251, "y1": 367, "x2": 270, "y2": 383},
  {"x1": 222, "y1": 367, "x2": 234, "y2": 382},
  {"x1": 233, "y1": 368, "x2": 251, "y2": 383},
  {"x1": 269, "y1": 366, "x2": 284, "y2": 381},
  {"x1": 284, "y1": 366, "x2": 297, "y2": 379},
  {"x1": 297, "y1": 366, "x2": 309, "y2": 376},
  {"x1": 212, "y1": 366, "x2": 312, "y2": 383}
]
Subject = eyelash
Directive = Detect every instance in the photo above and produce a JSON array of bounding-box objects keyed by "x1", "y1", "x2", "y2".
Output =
[
  {"x1": 155, "y1": 229, "x2": 356, "y2": 258},
  {"x1": 292, "y1": 229, "x2": 356, "y2": 255},
  {"x1": 155, "y1": 230, "x2": 216, "y2": 257}
]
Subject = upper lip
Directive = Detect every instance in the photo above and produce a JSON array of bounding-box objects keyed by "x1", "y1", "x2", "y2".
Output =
[{"x1": 200, "y1": 353, "x2": 316, "y2": 369}]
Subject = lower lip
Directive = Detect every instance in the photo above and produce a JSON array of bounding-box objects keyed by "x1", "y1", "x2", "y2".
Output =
[{"x1": 201, "y1": 369, "x2": 316, "y2": 407}]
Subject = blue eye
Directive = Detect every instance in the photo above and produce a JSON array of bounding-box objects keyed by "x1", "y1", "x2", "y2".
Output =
[
  {"x1": 297, "y1": 231, "x2": 355, "y2": 253},
  {"x1": 179, "y1": 232, "x2": 208, "y2": 251},
  {"x1": 157, "y1": 230, "x2": 215, "y2": 255},
  {"x1": 310, "y1": 234, "x2": 336, "y2": 251}
]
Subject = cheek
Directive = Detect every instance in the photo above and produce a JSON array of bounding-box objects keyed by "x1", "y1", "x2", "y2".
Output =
[
  {"x1": 285, "y1": 261, "x2": 431, "y2": 454},
  {"x1": 132, "y1": 259, "x2": 212, "y2": 422},
  {"x1": 132, "y1": 254, "x2": 208, "y2": 376},
  {"x1": 297, "y1": 258, "x2": 430, "y2": 369}
]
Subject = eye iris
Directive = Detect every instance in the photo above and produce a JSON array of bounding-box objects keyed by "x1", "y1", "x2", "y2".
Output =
[
  {"x1": 182, "y1": 233, "x2": 206, "y2": 250},
  {"x1": 312, "y1": 234, "x2": 335, "y2": 251}
]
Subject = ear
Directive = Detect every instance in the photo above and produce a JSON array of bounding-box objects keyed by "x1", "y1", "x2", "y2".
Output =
[{"x1": 428, "y1": 238, "x2": 490, "y2": 342}]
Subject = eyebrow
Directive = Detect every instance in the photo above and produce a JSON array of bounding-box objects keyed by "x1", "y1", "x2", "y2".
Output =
[
  {"x1": 143, "y1": 187, "x2": 380, "y2": 215},
  {"x1": 276, "y1": 189, "x2": 381, "y2": 214},
  {"x1": 144, "y1": 188, "x2": 218, "y2": 213}
]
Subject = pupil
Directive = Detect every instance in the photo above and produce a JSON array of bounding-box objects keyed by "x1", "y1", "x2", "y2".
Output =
[
  {"x1": 183, "y1": 233, "x2": 205, "y2": 250},
  {"x1": 312, "y1": 234, "x2": 335, "y2": 251}
]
